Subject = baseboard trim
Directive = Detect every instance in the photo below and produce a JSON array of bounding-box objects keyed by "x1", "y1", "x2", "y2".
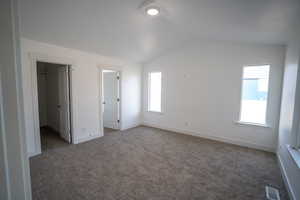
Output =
[
  {"x1": 142, "y1": 122, "x2": 275, "y2": 153},
  {"x1": 28, "y1": 150, "x2": 41, "y2": 158},
  {"x1": 74, "y1": 134, "x2": 102, "y2": 144},
  {"x1": 277, "y1": 154, "x2": 296, "y2": 200},
  {"x1": 121, "y1": 123, "x2": 141, "y2": 131}
]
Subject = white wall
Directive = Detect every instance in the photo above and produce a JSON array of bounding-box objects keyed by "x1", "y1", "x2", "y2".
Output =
[
  {"x1": 37, "y1": 63, "x2": 47, "y2": 127},
  {"x1": 0, "y1": 0, "x2": 32, "y2": 199},
  {"x1": 119, "y1": 67, "x2": 142, "y2": 130},
  {"x1": 37, "y1": 62, "x2": 71, "y2": 132},
  {"x1": 21, "y1": 38, "x2": 142, "y2": 157},
  {"x1": 45, "y1": 64, "x2": 60, "y2": 132},
  {"x1": 277, "y1": 27, "x2": 300, "y2": 200},
  {"x1": 143, "y1": 40, "x2": 285, "y2": 152}
]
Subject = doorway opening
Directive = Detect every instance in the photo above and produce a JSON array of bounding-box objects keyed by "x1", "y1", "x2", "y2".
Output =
[
  {"x1": 36, "y1": 61, "x2": 72, "y2": 152},
  {"x1": 102, "y1": 69, "x2": 121, "y2": 135}
]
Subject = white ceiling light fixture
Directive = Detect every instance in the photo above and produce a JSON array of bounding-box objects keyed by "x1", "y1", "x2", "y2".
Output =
[
  {"x1": 139, "y1": 0, "x2": 163, "y2": 17},
  {"x1": 146, "y1": 6, "x2": 160, "y2": 16}
]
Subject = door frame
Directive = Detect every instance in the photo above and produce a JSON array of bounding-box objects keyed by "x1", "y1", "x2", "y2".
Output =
[
  {"x1": 30, "y1": 53, "x2": 75, "y2": 156},
  {"x1": 98, "y1": 67, "x2": 122, "y2": 135}
]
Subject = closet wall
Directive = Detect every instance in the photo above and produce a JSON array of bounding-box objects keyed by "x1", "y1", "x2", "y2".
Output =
[{"x1": 37, "y1": 62, "x2": 62, "y2": 132}]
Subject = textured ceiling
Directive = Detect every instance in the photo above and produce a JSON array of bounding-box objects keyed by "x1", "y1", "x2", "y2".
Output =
[{"x1": 20, "y1": 0, "x2": 300, "y2": 63}]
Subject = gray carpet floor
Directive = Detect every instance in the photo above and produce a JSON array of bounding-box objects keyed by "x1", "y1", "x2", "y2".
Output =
[
  {"x1": 30, "y1": 126, "x2": 288, "y2": 200},
  {"x1": 104, "y1": 127, "x2": 119, "y2": 135}
]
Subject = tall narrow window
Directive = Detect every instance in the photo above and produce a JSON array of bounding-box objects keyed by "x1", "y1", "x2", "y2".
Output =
[
  {"x1": 240, "y1": 65, "x2": 270, "y2": 125},
  {"x1": 148, "y1": 72, "x2": 162, "y2": 112}
]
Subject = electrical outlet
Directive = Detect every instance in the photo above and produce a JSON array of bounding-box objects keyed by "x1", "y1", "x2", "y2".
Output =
[{"x1": 184, "y1": 122, "x2": 190, "y2": 126}]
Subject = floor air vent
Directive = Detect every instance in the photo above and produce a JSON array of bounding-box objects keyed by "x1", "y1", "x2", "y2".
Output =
[{"x1": 265, "y1": 186, "x2": 280, "y2": 200}]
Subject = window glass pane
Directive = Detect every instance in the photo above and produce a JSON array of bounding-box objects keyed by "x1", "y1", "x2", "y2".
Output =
[
  {"x1": 240, "y1": 65, "x2": 270, "y2": 124},
  {"x1": 149, "y1": 72, "x2": 161, "y2": 112}
]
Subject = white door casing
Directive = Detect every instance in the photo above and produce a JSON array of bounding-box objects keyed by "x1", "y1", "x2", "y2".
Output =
[
  {"x1": 29, "y1": 53, "x2": 76, "y2": 156},
  {"x1": 58, "y1": 66, "x2": 71, "y2": 143},
  {"x1": 103, "y1": 71, "x2": 120, "y2": 130}
]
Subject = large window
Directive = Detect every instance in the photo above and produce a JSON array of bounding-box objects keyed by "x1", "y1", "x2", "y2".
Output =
[
  {"x1": 148, "y1": 72, "x2": 162, "y2": 112},
  {"x1": 239, "y1": 65, "x2": 270, "y2": 125}
]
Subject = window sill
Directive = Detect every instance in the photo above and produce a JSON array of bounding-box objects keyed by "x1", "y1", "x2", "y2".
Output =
[
  {"x1": 235, "y1": 121, "x2": 271, "y2": 128},
  {"x1": 287, "y1": 145, "x2": 300, "y2": 169},
  {"x1": 147, "y1": 111, "x2": 163, "y2": 115}
]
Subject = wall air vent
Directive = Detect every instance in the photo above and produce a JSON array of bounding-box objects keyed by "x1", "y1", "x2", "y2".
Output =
[{"x1": 265, "y1": 186, "x2": 280, "y2": 200}]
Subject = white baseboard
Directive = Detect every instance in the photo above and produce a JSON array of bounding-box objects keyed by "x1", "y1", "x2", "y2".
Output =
[
  {"x1": 142, "y1": 122, "x2": 275, "y2": 153},
  {"x1": 28, "y1": 150, "x2": 41, "y2": 158},
  {"x1": 28, "y1": 134, "x2": 103, "y2": 157},
  {"x1": 277, "y1": 154, "x2": 296, "y2": 200},
  {"x1": 74, "y1": 134, "x2": 102, "y2": 144},
  {"x1": 121, "y1": 123, "x2": 141, "y2": 131}
]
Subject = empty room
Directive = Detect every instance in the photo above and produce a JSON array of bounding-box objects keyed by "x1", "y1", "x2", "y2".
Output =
[{"x1": 1, "y1": 0, "x2": 300, "y2": 200}]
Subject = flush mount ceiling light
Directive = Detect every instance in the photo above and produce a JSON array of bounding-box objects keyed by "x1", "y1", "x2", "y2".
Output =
[
  {"x1": 139, "y1": 0, "x2": 163, "y2": 17},
  {"x1": 146, "y1": 7, "x2": 160, "y2": 16}
]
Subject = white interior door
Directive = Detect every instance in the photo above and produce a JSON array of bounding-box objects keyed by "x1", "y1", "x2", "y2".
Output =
[
  {"x1": 103, "y1": 71, "x2": 119, "y2": 129},
  {"x1": 58, "y1": 66, "x2": 71, "y2": 143}
]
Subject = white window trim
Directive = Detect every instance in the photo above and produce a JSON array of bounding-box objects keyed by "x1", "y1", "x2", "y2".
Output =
[
  {"x1": 286, "y1": 114, "x2": 300, "y2": 169},
  {"x1": 298, "y1": 132, "x2": 300, "y2": 149},
  {"x1": 147, "y1": 110, "x2": 164, "y2": 115},
  {"x1": 237, "y1": 64, "x2": 271, "y2": 128},
  {"x1": 235, "y1": 121, "x2": 271, "y2": 128},
  {"x1": 297, "y1": 106, "x2": 300, "y2": 149},
  {"x1": 287, "y1": 145, "x2": 300, "y2": 169},
  {"x1": 147, "y1": 71, "x2": 163, "y2": 114}
]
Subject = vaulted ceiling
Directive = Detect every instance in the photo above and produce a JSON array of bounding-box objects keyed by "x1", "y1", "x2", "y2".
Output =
[{"x1": 20, "y1": 0, "x2": 300, "y2": 63}]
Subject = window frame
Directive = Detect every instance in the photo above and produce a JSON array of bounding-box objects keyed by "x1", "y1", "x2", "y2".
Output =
[
  {"x1": 298, "y1": 131, "x2": 300, "y2": 149},
  {"x1": 296, "y1": 118, "x2": 300, "y2": 149},
  {"x1": 237, "y1": 64, "x2": 271, "y2": 127},
  {"x1": 288, "y1": 111, "x2": 300, "y2": 168},
  {"x1": 147, "y1": 71, "x2": 163, "y2": 114}
]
